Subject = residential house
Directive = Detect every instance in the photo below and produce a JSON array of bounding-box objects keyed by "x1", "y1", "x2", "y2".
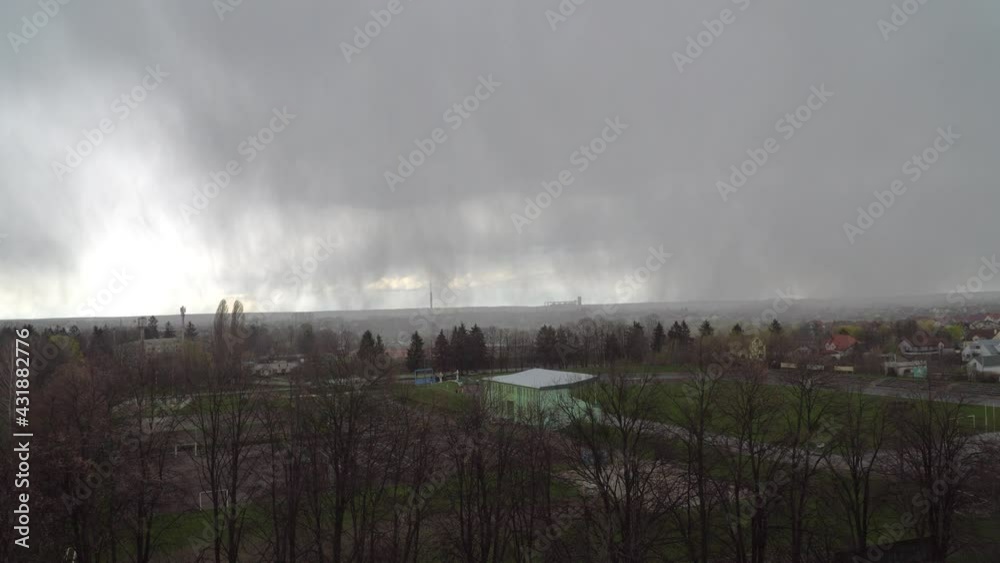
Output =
[
  {"x1": 961, "y1": 339, "x2": 1000, "y2": 362},
  {"x1": 964, "y1": 329, "x2": 998, "y2": 342},
  {"x1": 967, "y1": 355, "x2": 1000, "y2": 380},
  {"x1": 898, "y1": 337, "x2": 948, "y2": 356},
  {"x1": 824, "y1": 334, "x2": 858, "y2": 359}
]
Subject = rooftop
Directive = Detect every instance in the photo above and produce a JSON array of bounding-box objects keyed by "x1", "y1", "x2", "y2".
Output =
[
  {"x1": 487, "y1": 368, "x2": 595, "y2": 390},
  {"x1": 978, "y1": 356, "x2": 1000, "y2": 367},
  {"x1": 826, "y1": 334, "x2": 858, "y2": 352},
  {"x1": 966, "y1": 340, "x2": 1000, "y2": 355}
]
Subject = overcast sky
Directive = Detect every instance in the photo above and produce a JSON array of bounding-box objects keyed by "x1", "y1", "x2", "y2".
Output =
[{"x1": 1, "y1": 0, "x2": 998, "y2": 319}]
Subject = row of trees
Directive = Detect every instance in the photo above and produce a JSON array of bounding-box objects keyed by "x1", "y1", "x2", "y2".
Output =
[
  {"x1": 137, "y1": 315, "x2": 198, "y2": 340},
  {"x1": 3, "y1": 306, "x2": 999, "y2": 562},
  {"x1": 404, "y1": 324, "x2": 490, "y2": 374}
]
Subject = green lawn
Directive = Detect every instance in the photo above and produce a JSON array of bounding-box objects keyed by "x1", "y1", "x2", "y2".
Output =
[
  {"x1": 573, "y1": 362, "x2": 695, "y2": 375},
  {"x1": 623, "y1": 379, "x2": 996, "y2": 442},
  {"x1": 393, "y1": 381, "x2": 473, "y2": 415}
]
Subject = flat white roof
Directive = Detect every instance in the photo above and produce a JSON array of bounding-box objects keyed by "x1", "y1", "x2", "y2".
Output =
[{"x1": 487, "y1": 368, "x2": 595, "y2": 390}]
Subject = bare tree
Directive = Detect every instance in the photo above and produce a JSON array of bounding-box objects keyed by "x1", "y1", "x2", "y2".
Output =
[
  {"x1": 115, "y1": 360, "x2": 183, "y2": 563},
  {"x1": 507, "y1": 409, "x2": 557, "y2": 563},
  {"x1": 257, "y1": 390, "x2": 307, "y2": 563},
  {"x1": 666, "y1": 370, "x2": 721, "y2": 563},
  {"x1": 825, "y1": 389, "x2": 889, "y2": 553},
  {"x1": 560, "y1": 373, "x2": 683, "y2": 562},
  {"x1": 890, "y1": 393, "x2": 982, "y2": 561},
  {"x1": 715, "y1": 367, "x2": 788, "y2": 563},
  {"x1": 188, "y1": 373, "x2": 263, "y2": 563},
  {"x1": 440, "y1": 395, "x2": 520, "y2": 563},
  {"x1": 779, "y1": 369, "x2": 836, "y2": 563}
]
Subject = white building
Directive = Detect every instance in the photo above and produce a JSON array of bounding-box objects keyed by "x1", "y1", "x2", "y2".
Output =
[
  {"x1": 961, "y1": 339, "x2": 1000, "y2": 362},
  {"x1": 968, "y1": 356, "x2": 1000, "y2": 380},
  {"x1": 250, "y1": 358, "x2": 303, "y2": 377}
]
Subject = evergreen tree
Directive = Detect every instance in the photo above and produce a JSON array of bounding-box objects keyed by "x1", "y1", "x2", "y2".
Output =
[
  {"x1": 679, "y1": 320, "x2": 691, "y2": 343},
  {"x1": 374, "y1": 334, "x2": 386, "y2": 358},
  {"x1": 698, "y1": 320, "x2": 714, "y2": 338},
  {"x1": 89, "y1": 326, "x2": 112, "y2": 356},
  {"x1": 604, "y1": 332, "x2": 623, "y2": 363},
  {"x1": 731, "y1": 323, "x2": 744, "y2": 336},
  {"x1": 555, "y1": 326, "x2": 576, "y2": 367},
  {"x1": 651, "y1": 322, "x2": 667, "y2": 352},
  {"x1": 450, "y1": 324, "x2": 469, "y2": 374},
  {"x1": 163, "y1": 321, "x2": 176, "y2": 338},
  {"x1": 668, "y1": 321, "x2": 682, "y2": 343},
  {"x1": 769, "y1": 319, "x2": 783, "y2": 335},
  {"x1": 534, "y1": 325, "x2": 558, "y2": 367},
  {"x1": 469, "y1": 324, "x2": 488, "y2": 372},
  {"x1": 432, "y1": 330, "x2": 450, "y2": 373},
  {"x1": 144, "y1": 315, "x2": 160, "y2": 339},
  {"x1": 626, "y1": 322, "x2": 648, "y2": 362},
  {"x1": 297, "y1": 324, "x2": 316, "y2": 356},
  {"x1": 406, "y1": 331, "x2": 425, "y2": 372},
  {"x1": 357, "y1": 330, "x2": 376, "y2": 363},
  {"x1": 184, "y1": 322, "x2": 198, "y2": 338}
]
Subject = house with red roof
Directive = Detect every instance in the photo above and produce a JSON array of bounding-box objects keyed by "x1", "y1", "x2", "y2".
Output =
[{"x1": 824, "y1": 334, "x2": 858, "y2": 357}]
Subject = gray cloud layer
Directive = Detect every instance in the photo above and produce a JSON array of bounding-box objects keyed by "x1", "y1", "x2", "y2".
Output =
[{"x1": 1, "y1": 0, "x2": 998, "y2": 318}]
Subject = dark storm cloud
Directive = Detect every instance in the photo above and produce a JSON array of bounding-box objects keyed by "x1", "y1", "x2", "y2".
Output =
[{"x1": 1, "y1": 0, "x2": 998, "y2": 318}]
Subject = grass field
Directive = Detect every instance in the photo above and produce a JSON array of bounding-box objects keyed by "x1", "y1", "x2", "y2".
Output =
[
  {"x1": 642, "y1": 379, "x2": 998, "y2": 440},
  {"x1": 394, "y1": 381, "x2": 473, "y2": 415}
]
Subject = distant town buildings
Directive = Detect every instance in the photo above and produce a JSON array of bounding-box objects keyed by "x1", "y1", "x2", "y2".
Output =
[
  {"x1": 544, "y1": 297, "x2": 583, "y2": 307},
  {"x1": 248, "y1": 356, "x2": 304, "y2": 377},
  {"x1": 118, "y1": 337, "x2": 181, "y2": 361},
  {"x1": 965, "y1": 313, "x2": 1000, "y2": 331}
]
